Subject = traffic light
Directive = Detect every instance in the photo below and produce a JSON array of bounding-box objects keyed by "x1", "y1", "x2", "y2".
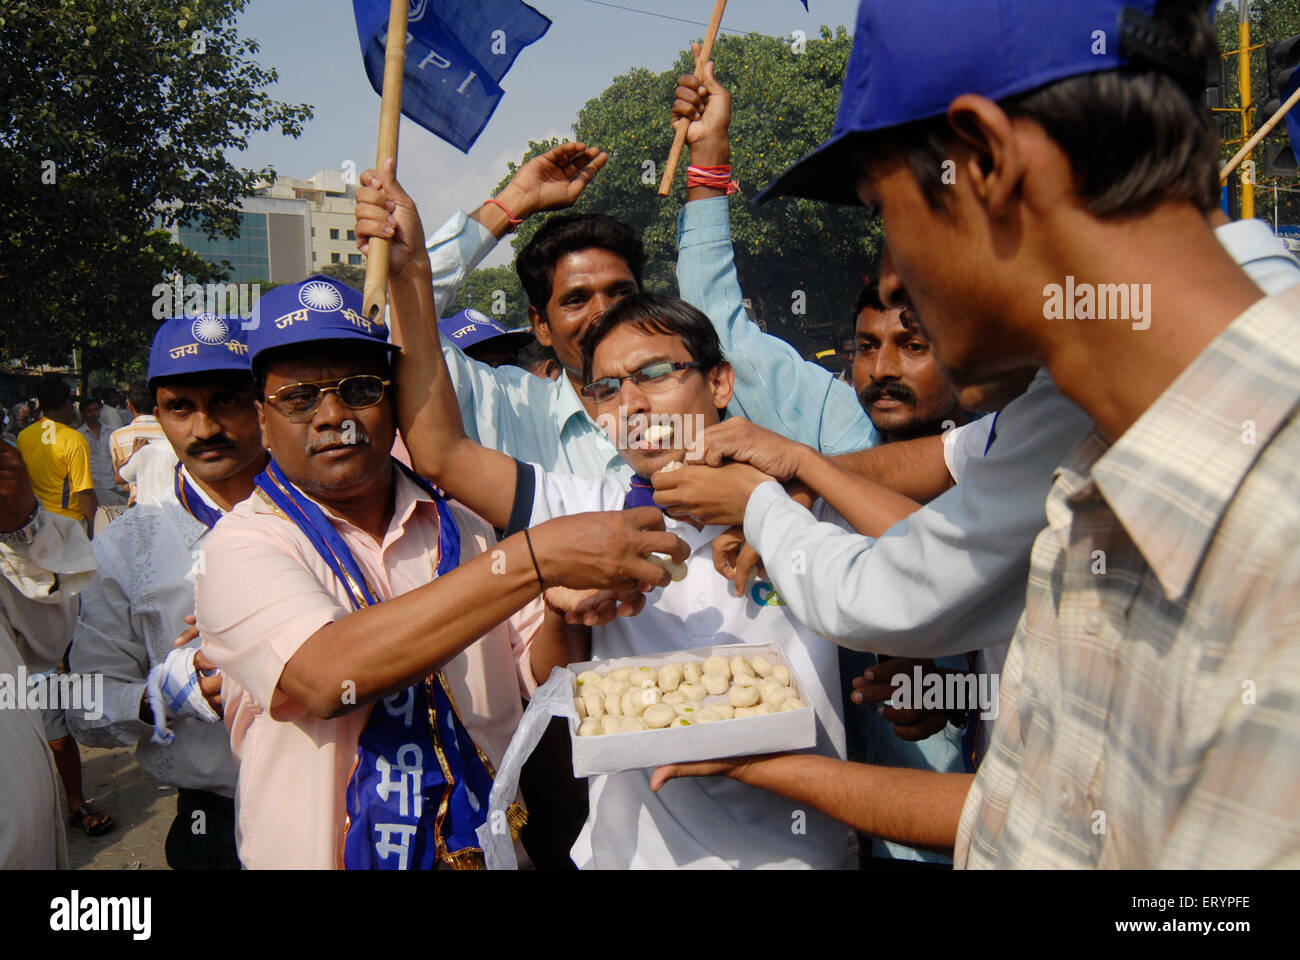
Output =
[
  {"x1": 1262, "y1": 140, "x2": 1300, "y2": 179},
  {"x1": 1204, "y1": 56, "x2": 1233, "y2": 142},
  {"x1": 1264, "y1": 33, "x2": 1300, "y2": 115}
]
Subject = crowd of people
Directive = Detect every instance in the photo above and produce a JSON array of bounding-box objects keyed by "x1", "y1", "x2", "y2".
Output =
[{"x1": 2, "y1": 0, "x2": 1297, "y2": 871}]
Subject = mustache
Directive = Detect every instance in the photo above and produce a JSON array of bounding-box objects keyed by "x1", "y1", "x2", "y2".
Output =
[
  {"x1": 858, "y1": 378, "x2": 917, "y2": 407},
  {"x1": 186, "y1": 436, "x2": 237, "y2": 457},
  {"x1": 307, "y1": 425, "x2": 371, "y2": 454}
]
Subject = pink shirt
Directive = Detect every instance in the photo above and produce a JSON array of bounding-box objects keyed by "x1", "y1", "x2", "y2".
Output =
[{"x1": 196, "y1": 468, "x2": 540, "y2": 869}]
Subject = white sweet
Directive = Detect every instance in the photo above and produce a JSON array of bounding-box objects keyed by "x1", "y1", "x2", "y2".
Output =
[
  {"x1": 731, "y1": 675, "x2": 758, "y2": 689},
  {"x1": 648, "y1": 553, "x2": 688, "y2": 582},
  {"x1": 658, "y1": 662, "x2": 683, "y2": 693},
  {"x1": 662, "y1": 690, "x2": 686, "y2": 705},
  {"x1": 604, "y1": 693, "x2": 622, "y2": 716},
  {"x1": 582, "y1": 692, "x2": 605, "y2": 720},
  {"x1": 574, "y1": 697, "x2": 588, "y2": 720},
  {"x1": 643, "y1": 703, "x2": 676, "y2": 729},
  {"x1": 761, "y1": 685, "x2": 795, "y2": 706},
  {"x1": 621, "y1": 716, "x2": 648, "y2": 733},
  {"x1": 702, "y1": 654, "x2": 730, "y2": 679},
  {"x1": 729, "y1": 655, "x2": 754, "y2": 678},
  {"x1": 711, "y1": 702, "x2": 735, "y2": 719},
  {"x1": 578, "y1": 718, "x2": 601, "y2": 737},
  {"x1": 605, "y1": 680, "x2": 630, "y2": 698},
  {"x1": 628, "y1": 666, "x2": 658, "y2": 688},
  {"x1": 779, "y1": 698, "x2": 806, "y2": 712},
  {"x1": 609, "y1": 666, "x2": 632, "y2": 683},
  {"x1": 669, "y1": 716, "x2": 693, "y2": 727},
  {"x1": 678, "y1": 680, "x2": 708, "y2": 702},
  {"x1": 575, "y1": 669, "x2": 603, "y2": 690},
  {"x1": 728, "y1": 684, "x2": 760, "y2": 707},
  {"x1": 644, "y1": 421, "x2": 676, "y2": 444},
  {"x1": 700, "y1": 673, "x2": 729, "y2": 696},
  {"x1": 772, "y1": 665, "x2": 791, "y2": 687},
  {"x1": 673, "y1": 702, "x2": 701, "y2": 718},
  {"x1": 695, "y1": 708, "x2": 723, "y2": 723},
  {"x1": 751, "y1": 703, "x2": 775, "y2": 716},
  {"x1": 600, "y1": 715, "x2": 623, "y2": 736},
  {"x1": 751, "y1": 654, "x2": 775, "y2": 679},
  {"x1": 682, "y1": 662, "x2": 702, "y2": 684},
  {"x1": 733, "y1": 706, "x2": 757, "y2": 719},
  {"x1": 596, "y1": 676, "x2": 616, "y2": 694},
  {"x1": 655, "y1": 451, "x2": 682, "y2": 467},
  {"x1": 622, "y1": 686, "x2": 660, "y2": 717}
]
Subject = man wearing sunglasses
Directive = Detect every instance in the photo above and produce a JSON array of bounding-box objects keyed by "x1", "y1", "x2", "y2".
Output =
[
  {"x1": 384, "y1": 276, "x2": 856, "y2": 869},
  {"x1": 67, "y1": 315, "x2": 257, "y2": 869},
  {"x1": 193, "y1": 275, "x2": 688, "y2": 869}
]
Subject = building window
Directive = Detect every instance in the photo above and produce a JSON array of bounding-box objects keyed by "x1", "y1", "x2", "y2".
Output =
[
  {"x1": 329, "y1": 228, "x2": 340, "y2": 240},
  {"x1": 331, "y1": 252, "x2": 341, "y2": 263},
  {"x1": 310, "y1": 227, "x2": 315, "y2": 237},
  {"x1": 348, "y1": 253, "x2": 362, "y2": 265},
  {"x1": 346, "y1": 229, "x2": 355, "y2": 241},
  {"x1": 312, "y1": 251, "x2": 317, "y2": 261}
]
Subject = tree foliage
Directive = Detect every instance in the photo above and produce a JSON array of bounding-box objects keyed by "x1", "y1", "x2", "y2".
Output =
[
  {"x1": 444, "y1": 263, "x2": 531, "y2": 329},
  {"x1": 0, "y1": 0, "x2": 313, "y2": 381},
  {"x1": 479, "y1": 27, "x2": 881, "y2": 353}
]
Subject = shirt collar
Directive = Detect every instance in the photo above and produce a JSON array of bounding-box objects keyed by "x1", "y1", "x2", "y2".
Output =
[
  {"x1": 555, "y1": 373, "x2": 628, "y2": 476},
  {"x1": 1091, "y1": 285, "x2": 1300, "y2": 601}
]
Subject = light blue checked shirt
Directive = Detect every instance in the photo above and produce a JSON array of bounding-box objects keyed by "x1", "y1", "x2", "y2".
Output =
[{"x1": 424, "y1": 198, "x2": 878, "y2": 484}]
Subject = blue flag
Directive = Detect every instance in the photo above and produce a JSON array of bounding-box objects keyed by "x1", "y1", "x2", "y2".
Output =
[{"x1": 353, "y1": 0, "x2": 552, "y2": 153}]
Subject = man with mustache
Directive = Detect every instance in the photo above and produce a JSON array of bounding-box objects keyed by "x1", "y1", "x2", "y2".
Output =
[
  {"x1": 66, "y1": 315, "x2": 258, "y2": 868},
  {"x1": 193, "y1": 275, "x2": 686, "y2": 869}
]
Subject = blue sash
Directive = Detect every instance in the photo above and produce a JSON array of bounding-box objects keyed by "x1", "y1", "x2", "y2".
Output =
[
  {"x1": 173, "y1": 463, "x2": 224, "y2": 530},
  {"x1": 254, "y1": 456, "x2": 514, "y2": 869},
  {"x1": 624, "y1": 474, "x2": 661, "y2": 511}
]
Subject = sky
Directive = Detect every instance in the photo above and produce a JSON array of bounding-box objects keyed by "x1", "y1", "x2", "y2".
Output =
[{"x1": 230, "y1": 0, "x2": 863, "y2": 266}]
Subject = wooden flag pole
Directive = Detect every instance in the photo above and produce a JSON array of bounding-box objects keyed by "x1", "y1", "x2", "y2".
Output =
[
  {"x1": 658, "y1": 0, "x2": 728, "y2": 197},
  {"x1": 1220, "y1": 83, "x2": 1300, "y2": 181},
  {"x1": 363, "y1": 0, "x2": 410, "y2": 321}
]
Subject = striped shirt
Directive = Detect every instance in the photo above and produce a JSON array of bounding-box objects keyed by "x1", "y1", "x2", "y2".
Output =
[{"x1": 956, "y1": 285, "x2": 1300, "y2": 868}]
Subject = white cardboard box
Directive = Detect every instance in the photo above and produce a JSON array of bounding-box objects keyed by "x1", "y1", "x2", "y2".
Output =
[{"x1": 567, "y1": 642, "x2": 816, "y2": 776}]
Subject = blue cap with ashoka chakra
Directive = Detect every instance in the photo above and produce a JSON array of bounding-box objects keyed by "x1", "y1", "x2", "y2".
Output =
[
  {"x1": 246, "y1": 274, "x2": 398, "y2": 366},
  {"x1": 147, "y1": 314, "x2": 252, "y2": 386},
  {"x1": 438, "y1": 309, "x2": 534, "y2": 353}
]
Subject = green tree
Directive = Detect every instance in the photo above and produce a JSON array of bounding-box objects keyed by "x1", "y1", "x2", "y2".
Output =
[
  {"x1": 489, "y1": 27, "x2": 881, "y2": 353},
  {"x1": 319, "y1": 263, "x2": 367, "y2": 289},
  {"x1": 0, "y1": 0, "x2": 312, "y2": 386}
]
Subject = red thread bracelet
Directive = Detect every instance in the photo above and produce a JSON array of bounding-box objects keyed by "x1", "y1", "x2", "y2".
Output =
[{"x1": 483, "y1": 197, "x2": 523, "y2": 228}]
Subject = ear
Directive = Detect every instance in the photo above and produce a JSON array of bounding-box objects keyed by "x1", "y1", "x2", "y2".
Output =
[
  {"x1": 529, "y1": 305, "x2": 552, "y2": 348},
  {"x1": 256, "y1": 401, "x2": 269, "y2": 450},
  {"x1": 946, "y1": 94, "x2": 1025, "y2": 218},
  {"x1": 708, "y1": 361, "x2": 735, "y2": 411}
]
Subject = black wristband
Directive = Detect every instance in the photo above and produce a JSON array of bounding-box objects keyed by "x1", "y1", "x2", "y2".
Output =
[{"x1": 522, "y1": 527, "x2": 545, "y2": 594}]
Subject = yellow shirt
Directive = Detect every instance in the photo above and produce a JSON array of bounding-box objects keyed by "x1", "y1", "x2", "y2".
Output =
[{"x1": 16, "y1": 418, "x2": 94, "y2": 520}]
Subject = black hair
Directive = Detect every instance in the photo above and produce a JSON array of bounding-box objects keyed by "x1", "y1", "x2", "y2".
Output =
[
  {"x1": 128, "y1": 381, "x2": 154, "y2": 414},
  {"x1": 35, "y1": 377, "x2": 71, "y2": 413},
  {"x1": 855, "y1": 0, "x2": 1220, "y2": 218},
  {"x1": 580, "y1": 292, "x2": 725, "y2": 386},
  {"x1": 251, "y1": 340, "x2": 391, "y2": 399},
  {"x1": 854, "y1": 281, "x2": 890, "y2": 317},
  {"x1": 515, "y1": 338, "x2": 557, "y2": 368},
  {"x1": 516, "y1": 214, "x2": 645, "y2": 312}
]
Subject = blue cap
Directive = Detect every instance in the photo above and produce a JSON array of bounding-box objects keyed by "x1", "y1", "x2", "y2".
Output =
[
  {"x1": 439, "y1": 309, "x2": 533, "y2": 353},
  {"x1": 757, "y1": 0, "x2": 1211, "y2": 205},
  {"x1": 247, "y1": 274, "x2": 397, "y2": 366},
  {"x1": 147, "y1": 315, "x2": 252, "y2": 385}
]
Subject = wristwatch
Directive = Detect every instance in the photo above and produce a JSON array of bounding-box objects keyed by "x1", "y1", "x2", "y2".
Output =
[{"x1": 0, "y1": 500, "x2": 45, "y2": 546}]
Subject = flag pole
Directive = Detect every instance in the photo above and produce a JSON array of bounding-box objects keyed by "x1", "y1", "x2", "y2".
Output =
[
  {"x1": 658, "y1": 0, "x2": 728, "y2": 197},
  {"x1": 1220, "y1": 83, "x2": 1300, "y2": 182},
  {"x1": 363, "y1": 0, "x2": 410, "y2": 321}
]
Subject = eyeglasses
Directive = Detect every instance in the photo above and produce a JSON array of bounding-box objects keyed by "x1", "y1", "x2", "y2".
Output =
[
  {"x1": 581, "y1": 361, "x2": 702, "y2": 403},
  {"x1": 264, "y1": 375, "x2": 391, "y2": 422}
]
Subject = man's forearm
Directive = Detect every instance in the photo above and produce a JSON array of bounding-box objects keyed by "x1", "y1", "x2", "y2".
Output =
[
  {"x1": 77, "y1": 490, "x2": 98, "y2": 535},
  {"x1": 794, "y1": 447, "x2": 922, "y2": 538},
  {"x1": 734, "y1": 753, "x2": 972, "y2": 850},
  {"x1": 281, "y1": 533, "x2": 543, "y2": 719},
  {"x1": 528, "y1": 611, "x2": 590, "y2": 691},
  {"x1": 830, "y1": 435, "x2": 953, "y2": 503}
]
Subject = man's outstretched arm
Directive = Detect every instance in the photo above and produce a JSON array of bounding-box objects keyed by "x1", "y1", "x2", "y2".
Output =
[{"x1": 652, "y1": 754, "x2": 972, "y2": 851}]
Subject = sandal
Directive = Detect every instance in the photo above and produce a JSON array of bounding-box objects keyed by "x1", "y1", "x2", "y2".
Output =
[{"x1": 69, "y1": 800, "x2": 115, "y2": 837}]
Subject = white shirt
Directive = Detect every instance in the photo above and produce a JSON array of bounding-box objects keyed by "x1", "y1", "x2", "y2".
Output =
[
  {"x1": 516, "y1": 464, "x2": 852, "y2": 870},
  {"x1": 119, "y1": 439, "x2": 178, "y2": 507},
  {"x1": 98, "y1": 404, "x2": 123, "y2": 432},
  {"x1": 67, "y1": 466, "x2": 238, "y2": 795},
  {"x1": 0, "y1": 505, "x2": 97, "y2": 868},
  {"x1": 76, "y1": 422, "x2": 117, "y2": 494}
]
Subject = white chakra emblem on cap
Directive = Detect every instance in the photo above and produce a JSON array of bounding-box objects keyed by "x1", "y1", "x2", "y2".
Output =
[
  {"x1": 299, "y1": 280, "x2": 343, "y2": 312},
  {"x1": 191, "y1": 314, "x2": 229, "y2": 345}
]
